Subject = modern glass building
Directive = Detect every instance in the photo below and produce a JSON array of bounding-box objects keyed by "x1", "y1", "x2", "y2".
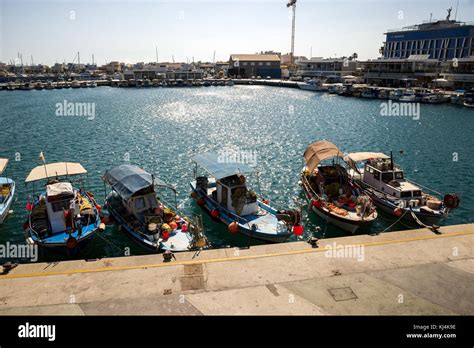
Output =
[{"x1": 383, "y1": 18, "x2": 474, "y2": 60}]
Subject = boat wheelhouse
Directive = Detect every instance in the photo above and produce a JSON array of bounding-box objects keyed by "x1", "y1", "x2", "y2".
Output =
[
  {"x1": 24, "y1": 162, "x2": 101, "y2": 254},
  {"x1": 0, "y1": 158, "x2": 15, "y2": 223},
  {"x1": 345, "y1": 152, "x2": 460, "y2": 226},
  {"x1": 300, "y1": 141, "x2": 377, "y2": 234},
  {"x1": 103, "y1": 165, "x2": 207, "y2": 252},
  {"x1": 190, "y1": 152, "x2": 298, "y2": 243}
]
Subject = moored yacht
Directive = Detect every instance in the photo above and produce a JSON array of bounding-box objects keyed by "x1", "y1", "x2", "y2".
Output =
[{"x1": 463, "y1": 89, "x2": 474, "y2": 107}]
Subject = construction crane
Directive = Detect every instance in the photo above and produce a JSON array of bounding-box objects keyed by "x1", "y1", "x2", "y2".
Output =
[{"x1": 286, "y1": 0, "x2": 297, "y2": 70}]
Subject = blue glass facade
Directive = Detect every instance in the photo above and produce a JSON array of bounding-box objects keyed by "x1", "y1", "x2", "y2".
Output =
[{"x1": 384, "y1": 22, "x2": 474, "y2": 60}]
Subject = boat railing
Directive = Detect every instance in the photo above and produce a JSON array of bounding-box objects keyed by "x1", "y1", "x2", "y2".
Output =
[{"x1": 406, "y1": 179, "x2": 442, "y2": 197}]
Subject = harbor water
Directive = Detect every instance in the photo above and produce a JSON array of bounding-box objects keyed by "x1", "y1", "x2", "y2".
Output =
[{"x1": 1, "y1": 85, "x2": 473, "y2": 261}]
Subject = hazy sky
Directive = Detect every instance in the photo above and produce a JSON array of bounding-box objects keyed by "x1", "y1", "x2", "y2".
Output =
[{"x1": 0, "y1": 0, "x2": 473, "y2": 65}]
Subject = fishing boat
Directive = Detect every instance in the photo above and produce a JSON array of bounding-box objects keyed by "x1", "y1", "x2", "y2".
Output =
[
  {"x1": 71, "y1": 80, "x2": 80, "y2": 88},
  {"x1": 24, "y1": 161, "x2": 102, "y2": 254},
  {"x1": 300, "y1": 141, "x2": 377, "y2": 234},
  {"x1": 103, "y1": 164, "x2": 207, "y2": 252},
  {"x1": 399, "y1": 89, "x2": 416, "y2": 102},
  {"x1": 0, "y1": 158, "x2": 15, "y2": 223},
  {"x1": 463, "y1": 89, "x2": 474, "y2": 107},
  {"x1": 190, "y1": 152, "x2": 299, "y2": 243},
  {"x1": 345, "y1": 152, "x2": 460, "y2": 227}
]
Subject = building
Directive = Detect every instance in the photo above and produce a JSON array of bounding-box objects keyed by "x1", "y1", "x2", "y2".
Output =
[
  {"x1": 360, "y1": 9, "x2": 474, "y2": 89},
  {"x1": 295, "y1": 57, "x2": 358, "y2": 80},
  {"x1": 228, "y1": 54, "x2": 281, "y2": 78},
  {"x1": 383, "y1": 11, "x2": 474, "y2": 60}
]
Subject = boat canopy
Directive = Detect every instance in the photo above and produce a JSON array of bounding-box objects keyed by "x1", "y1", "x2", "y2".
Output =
[
  {"x1": 193, "y1": 152, "x2": 255, "y2": 180},
  {"x1": 0, "y1": 158, "x2": 8, "y2": 174},
  {"x1": 344, "y1": 152, "x2": 389, "y2": 163},
  {"x1": 103, "y1": 164, "x2": 174, "y2": 200},
  {"x1": 304, "y1": 140, "x2": 344, "y2": 173},
  {"x1": 25, "y1": 162, "x2": 87, "y2": 183}
]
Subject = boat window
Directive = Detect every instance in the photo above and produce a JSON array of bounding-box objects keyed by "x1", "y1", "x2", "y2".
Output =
[
  {"x1": 395, "y1": 172, "x2": 404, "y2": 179},
  {"x1": 134, "y1": 197, "x2": 146, "y2": 211},
  {"x1": 373, "y1": 171, "x2": 380, "y2": 181},
  {"x1": 146, "y1": 195, "x2": 157, "y2": 209},
  {"x1": 51, "y1": 199, "x2": 71, "y2": 212},
  {"x1": 412, "y1": 190, "x2": 422, "y2": 197},
  {"x1": 382, "y1": 172, "x2": 393, "y2": 182},
  {"x1": 401, "y1": 191, "x2": 411, "y2": 198}
]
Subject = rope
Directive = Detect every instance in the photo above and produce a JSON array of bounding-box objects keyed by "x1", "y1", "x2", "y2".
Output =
[
  {"x1": 377, "y1": 209, "x2": 410, "y2": 234},
  {"x1": 94, "y1": 230, "x2": 133, "y2": 256}
]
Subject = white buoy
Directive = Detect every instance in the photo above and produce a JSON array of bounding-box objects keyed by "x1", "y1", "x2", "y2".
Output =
[{"x1": 99, "y1": 223, "x2": 106, "y2": 231}]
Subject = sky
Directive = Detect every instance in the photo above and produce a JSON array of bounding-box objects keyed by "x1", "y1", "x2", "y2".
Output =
[{"x1": 0, "y1": 0, "x2": 473, "y2": 65}]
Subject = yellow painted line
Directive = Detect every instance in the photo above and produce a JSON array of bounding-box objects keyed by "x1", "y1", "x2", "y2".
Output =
[{"x1": 1, "y1": 230, "x2": 473, "y2": 280}]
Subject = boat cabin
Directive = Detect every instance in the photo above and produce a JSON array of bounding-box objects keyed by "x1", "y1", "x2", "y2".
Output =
[
  {"x1": 362, "y1": 158, "x2": 422, "y2": 202},
  {"x1": 45, "y1": 182, "x2": 76, "y2": 233},
  {"x1": 215, "y1": 175, "x2": 258, "y2": 216},
  {"x1": 126, "y1": 185, "x2": 160, "y2": 221}
]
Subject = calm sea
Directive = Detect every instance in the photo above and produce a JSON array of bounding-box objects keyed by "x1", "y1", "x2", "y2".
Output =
[{"x1": 1, "y1": 85, "x2": 473, "y2": 261}]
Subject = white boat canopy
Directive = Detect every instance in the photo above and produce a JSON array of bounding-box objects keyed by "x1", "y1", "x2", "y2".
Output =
[
  {"x1": 304, "y1": 140, "x2": 344, "y2": 173},
  {"x1": 25, "y1": 162, "x2": 87, "y2": 183},
  {"x1": 344, "y1": 152, "x2": 390, "y2": 163},
  {"x1": 0, "y1": 158, "x2": 9, "y2": 175},
  {"x1": 193, "y1": 152, "x2": 255, "y2": 180}
]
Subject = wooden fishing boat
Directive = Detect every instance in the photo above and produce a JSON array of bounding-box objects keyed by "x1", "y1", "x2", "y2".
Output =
[
  {"x1": 190, "y1": 152, "x2": 300, "y2": 243},
  {"x1": 24, "y1": 160, "x2": 102, "y2": 255},
  {"x1": 300, "y1": 141, "x2": 377, "y2": 233},
  {"x1": 0, "y1": 158, "x2": 15, "y2": 223},
  {"x1": 103, "y1": 164, "x2": 207, "y2": 252},
  {"x1": 345, "y1": 152, "x2": 460, "y2": 226}
]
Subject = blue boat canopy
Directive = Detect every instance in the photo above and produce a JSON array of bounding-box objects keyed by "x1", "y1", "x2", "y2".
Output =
[
  {"x1": 103, "y1": 164, "x2": 173, "y2": 199},
  {"x1": 193, "y1": 152, "x2": 256, "y2": 180}
]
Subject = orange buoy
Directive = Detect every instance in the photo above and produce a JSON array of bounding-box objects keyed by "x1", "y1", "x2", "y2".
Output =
[
  {"x1": 95, "y1": 204, "x2": 102, "y2": 213},
  {"x1": 293, "y1": 225, "x2": 304, "y2": 236},
  {"x1": 211, "y1": 209, "x2": 219, "y2": 218},
  {"x1": 394, "y1": 207, "x2": 403, "y2": 217},
  {"x1": 174, "y1": 215, "x2": 181, "y2": 221},
  {"x1": 197, "y1": 198, "x2": 205, "y2": 207},
  {"x1": 228, "y1": 221, "x2": 239, "y2": 234},
  {"x1": 169, "y1": 221, "x2": 178, "y2": 230}
]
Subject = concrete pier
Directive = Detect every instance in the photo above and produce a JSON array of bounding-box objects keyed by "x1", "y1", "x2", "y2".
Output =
[{"x1": 0, "y1": 224, "x2": 472, "y2": 315}]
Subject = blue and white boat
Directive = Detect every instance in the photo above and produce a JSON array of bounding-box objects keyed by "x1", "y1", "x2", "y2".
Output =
[
  {"x1": 24, "y1": 162, "x2": 102, "y2": 254},
  {"x1": 190, "y1": 152, "x2": 299, "y2": 243},
  {"x1": 103, "y1": 165, "x2": 207, "y2": 252},
  {"x1": 0, "y1": 158, "x2": 15, "y2": 223}
]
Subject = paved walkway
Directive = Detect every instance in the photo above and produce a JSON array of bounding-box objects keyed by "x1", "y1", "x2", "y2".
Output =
[{"x1": 0, "y1": 224, "x2": 472, "y2": 315}]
